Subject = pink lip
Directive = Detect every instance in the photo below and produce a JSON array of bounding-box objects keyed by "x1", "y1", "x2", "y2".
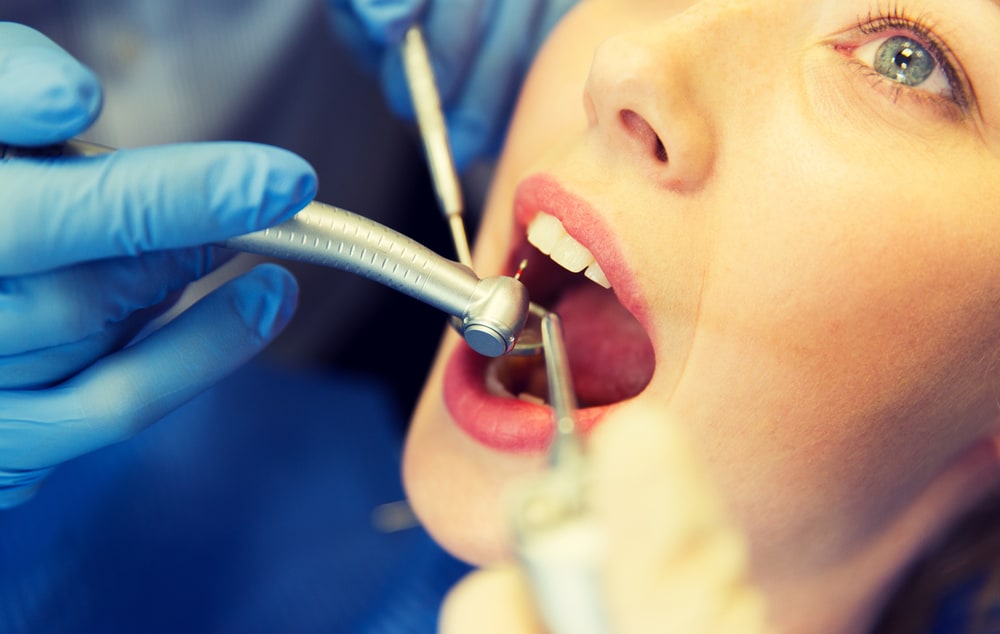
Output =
[
  {"x1": 512, "y1": 175, "x2": 644, "y2": 312},
  {"x1": 443, "y1": 173, "x2": 648, "y2": 452},
  {"x1": 444, "y1": 345, "x2": 607, "y2": 451}
]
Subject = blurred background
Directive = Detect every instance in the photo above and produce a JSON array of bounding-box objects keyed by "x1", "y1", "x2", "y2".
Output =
[
  {"x1": 0, "y1": 3, "x2": 482, "y2": 631},
  {"x1": 8, "y1": 0, "x2": 481, "y2": 414}
]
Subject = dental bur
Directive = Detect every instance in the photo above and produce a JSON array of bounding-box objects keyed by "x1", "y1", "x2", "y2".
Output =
[{"x1": 0, "y1": 139, "x2": 529, "y2": 358}]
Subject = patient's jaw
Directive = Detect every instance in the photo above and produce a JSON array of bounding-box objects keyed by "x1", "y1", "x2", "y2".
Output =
[{"x1": 404, "y1": 0, "x2": 1000, "y2": 631}]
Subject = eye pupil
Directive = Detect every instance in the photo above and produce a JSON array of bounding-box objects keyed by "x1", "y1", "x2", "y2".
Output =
[
  {"x1": 875, "y1": 36, "x2": 935, "y2": 87},
  {"x1": 894, "y1": 48, "x2": 913, "y2": 69}
]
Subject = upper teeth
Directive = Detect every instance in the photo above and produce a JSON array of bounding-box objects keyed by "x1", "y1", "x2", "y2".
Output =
[{"x1": 527, "y1": 212, "x2": 611, "y2": 289}]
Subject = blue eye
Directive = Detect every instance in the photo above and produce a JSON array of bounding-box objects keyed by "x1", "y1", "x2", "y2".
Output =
[
  {"x1": 845, "y1": 9, "x2": 972, "y2": 114},
  {"x1": 874, "y1": 36, "x2": 935, "y2": 86},
  {"x1": 853, "y1": 34, "x2": 952, "y2": 98}
]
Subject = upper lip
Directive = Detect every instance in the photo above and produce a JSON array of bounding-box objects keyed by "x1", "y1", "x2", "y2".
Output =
[{"x1": 511, "y1": 173, "x2": 646, "y2": 324}]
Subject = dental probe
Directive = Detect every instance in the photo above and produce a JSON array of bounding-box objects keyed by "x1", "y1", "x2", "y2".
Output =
[
  {"x1": 511, "y1": 313, "x2": 609, "y2": 634},
  {"x1": 1, "y1": 139, "x2": 529, "y2": 358},
  {"x1": 399, "y1": 29, "x2": 548, "y2": 357},
  {"x1": 400, "y1": 25, "x2": 473, "y2": 269}
]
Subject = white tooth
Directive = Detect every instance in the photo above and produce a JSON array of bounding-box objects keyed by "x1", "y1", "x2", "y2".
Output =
[
  {"x1": 527, "y1": 210, "x2": 606, "y2": 279},
  {"x1": 549, "y1": 234, "x2": 595, "y2": 273},
  {"x1": 584, "y1": 261, "x2": 612, "y2": 289},
  {"x1": 517, "y1": 392, "x2": 547, "y2": 406},
  {"x1": 526, "y1": 213, "x2": 565, "y2": 255}
]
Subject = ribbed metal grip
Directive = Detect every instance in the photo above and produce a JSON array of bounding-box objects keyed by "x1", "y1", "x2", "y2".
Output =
[
  {"x1": 222, "y1": 202, "x2": 482, "y2": 319},
  {"x1": 1, "y1": 139, "x2": 530, "y2": 356}
]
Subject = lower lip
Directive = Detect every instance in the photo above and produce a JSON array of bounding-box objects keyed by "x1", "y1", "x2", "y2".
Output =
[{"x1": 443, "y1": 343, "x2": 608, "y2": 452}]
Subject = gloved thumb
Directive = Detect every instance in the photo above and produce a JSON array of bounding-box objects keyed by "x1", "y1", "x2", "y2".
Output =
[{"x1": 0, "y1": 22, "x2": 102, "y2": 146}]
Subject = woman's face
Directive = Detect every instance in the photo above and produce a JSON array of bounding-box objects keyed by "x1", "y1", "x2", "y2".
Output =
[{"x1": 403, "y1": 0, "x2": 1000, "y2": 580}]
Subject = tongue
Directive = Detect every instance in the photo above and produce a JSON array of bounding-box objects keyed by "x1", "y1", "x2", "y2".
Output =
[{"x1": 553, "y1": 282, "x2": 654, "y2": 407}]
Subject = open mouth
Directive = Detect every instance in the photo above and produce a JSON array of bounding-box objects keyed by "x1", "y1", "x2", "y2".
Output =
[
  {"x1": 442, "y1": 175, "x2": 656, "y2": 451},
  {"x1": 486, "y1": 210, "x2": 655, "y2": 409}
]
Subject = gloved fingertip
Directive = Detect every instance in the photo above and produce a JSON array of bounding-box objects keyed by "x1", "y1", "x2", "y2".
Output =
[
  {"x1": 352, "y1": 0, "x2": 427, "y2": 43},
  {"x1": 229, "y1": 264, "x2": 299, "y2": 342},
  {"x1": 225, "y1": 144, "x2": 318, "y2": 230},
  {"x1": 267, "y1": 145, "x2": 319, "y2": 207},
  {"x1": 0, "y1": 47, "x2": 102, "y2": 145}
]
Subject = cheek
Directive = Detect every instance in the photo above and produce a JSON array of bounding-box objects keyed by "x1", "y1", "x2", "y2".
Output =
[
  {"x1": 703, "y1": 170, "x2": 1000, "y2": 422},
  {"x1": 627, "y1": 108, "x2": 1000, "y2": 531},
  {"x1": 498, "y1": 26, "x2": 591, "y2": 174},
  {"x1": 402, "y1": 333, "x2": 549, "y2": 565}
]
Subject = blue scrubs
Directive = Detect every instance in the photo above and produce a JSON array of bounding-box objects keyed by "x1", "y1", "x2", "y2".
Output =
[{"x1": 0, "y1": 362, "x2": 470, "y2": 633}]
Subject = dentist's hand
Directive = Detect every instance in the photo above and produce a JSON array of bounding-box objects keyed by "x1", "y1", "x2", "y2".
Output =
[
  {"x1": 328, "y1": 0, "x2": 579, "y2": 170},
  {"x1": 0, "y1": 22, "x2": 316, "y2": 508},
  {"x1": 439, "y1": 402, "x2": 775, "y2": 633}
]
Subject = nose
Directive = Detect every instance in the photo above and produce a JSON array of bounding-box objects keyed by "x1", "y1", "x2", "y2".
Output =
[{"x1": 583, "y1": 11, "x2": 727, "y2": 191}]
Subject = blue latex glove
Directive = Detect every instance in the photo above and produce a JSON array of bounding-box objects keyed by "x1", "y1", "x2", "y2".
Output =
[
  {"x1": 0, "y1": 23, "x2": 317, "y2": 508},
  {"x1": 328, "y1": 0, "x2": 579, "y2": 170}
]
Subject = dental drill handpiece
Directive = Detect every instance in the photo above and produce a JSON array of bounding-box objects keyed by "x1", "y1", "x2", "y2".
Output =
[
  {"x1": 0, "y1": 139, "x2": 529, "y2": 358},
  {"x1": 511, "y1": 313, "x2": 609, "y2": 634},
  {"x1": 400, "y1": 26, "x2": 546, "y2": 356},
  {"x1": 225, "y1": 202, "x2": 528, "y2": 357}
]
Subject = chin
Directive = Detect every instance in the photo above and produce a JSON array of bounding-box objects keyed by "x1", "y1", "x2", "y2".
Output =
[{"x1": 402, "y1": 172, "x2": 657, "y2": 565}]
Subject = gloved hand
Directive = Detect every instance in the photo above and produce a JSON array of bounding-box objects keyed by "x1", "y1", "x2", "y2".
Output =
[
  {"x1": 0, "y1": 23, "x2": 317, "y2": 508},
  {"x1": 438, "y1": 402, "x2": 776, "y2": 634},
  {"x1": 328, "y1": 0, "x2": 579, "y2": 170}
]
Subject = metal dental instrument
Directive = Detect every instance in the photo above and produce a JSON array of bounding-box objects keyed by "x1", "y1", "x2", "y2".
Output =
[
  {"x1": 511, "y1": 313, "x2": 609, "y2": 634},
  {"x1": 1, "y1": 139, "x2": 529, "y2": 358},
  {"x1": 224, "y1": 202, "x2": 527, "y2": 357},
  {"x1": 400, "y1": 26, "x2": 546, "y2": 357},
  {"x1": 400, "y1": 25, "x2": 473, "y2": 269}
]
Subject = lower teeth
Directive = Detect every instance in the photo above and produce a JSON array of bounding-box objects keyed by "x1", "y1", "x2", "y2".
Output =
[
  {"x1": 484, "y1": 357, "x2": 549, "y2": 404},
  {"x1": 516, "y1": 392, "x2": 546, "y2": 405}
]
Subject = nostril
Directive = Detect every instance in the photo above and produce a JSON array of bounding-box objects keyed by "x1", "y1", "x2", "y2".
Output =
[
  {"x1": 654, "y1": 136, "x2": 667, "y2": 162},
  {"x1": 620, "y1": 109, "x2": 668, "y2": 163}
]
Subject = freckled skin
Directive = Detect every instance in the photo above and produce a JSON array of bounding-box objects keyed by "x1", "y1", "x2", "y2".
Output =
[{"x1": 403, "y1": 1, "x2": 1000, "y2": 632}]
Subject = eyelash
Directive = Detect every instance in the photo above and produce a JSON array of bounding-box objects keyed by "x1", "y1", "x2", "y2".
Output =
[{"x1": 852, "y1": 4, "x2": 969, "y2": 112}]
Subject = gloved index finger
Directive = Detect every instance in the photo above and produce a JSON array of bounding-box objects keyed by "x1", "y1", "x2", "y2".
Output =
[
  {"x1": 0, "y1": 142, "x2": 317, "y2": 276},
  {"x1": 0, "y1": 22, "x2": 102, "y2": 146}
]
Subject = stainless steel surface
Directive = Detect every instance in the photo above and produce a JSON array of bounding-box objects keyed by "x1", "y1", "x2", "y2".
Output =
[
  {"x1": 542, "y1": 314, "x2": 580, "y2": 442},
  {"x1": 511, "y1": 312, "x2": 609, "y2": 634},
  {"x1": 222, "y1": 204, "x2": 529, "y2": 357},
  {"x1": 401, "y1": 25, "x2": 473, "y2": 268},
  {"x1": 223, "y1": 201, "x2": 479, "y2": 320}
]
